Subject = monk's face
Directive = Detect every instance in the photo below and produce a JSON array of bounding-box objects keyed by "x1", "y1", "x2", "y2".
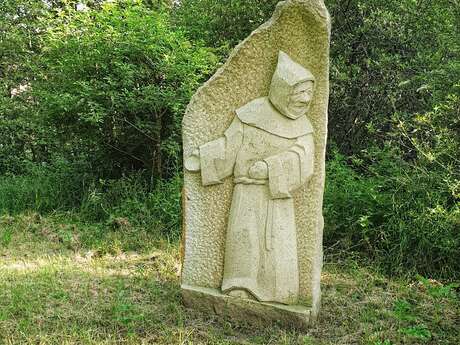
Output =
[{"x1": 285, "y1": 81, "x2": 314, "y2": 119}]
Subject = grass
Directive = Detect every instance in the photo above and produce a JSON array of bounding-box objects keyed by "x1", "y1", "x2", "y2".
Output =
[{"x1": 0, "y1": 213, "x2": 459, "y2": 344}]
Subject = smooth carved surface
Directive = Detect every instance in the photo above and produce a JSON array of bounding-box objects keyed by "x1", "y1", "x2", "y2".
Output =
[
  {"x1": 186, "y1": 51, "x2": 315, "y2": 305},
  {"x1": 182, "y1": 0, "x2": 330, "y2": 322}
]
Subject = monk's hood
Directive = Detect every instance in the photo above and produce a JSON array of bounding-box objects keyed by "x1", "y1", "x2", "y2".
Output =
[{"x1": 236, "y1": 97, "x2": 313, "y2": 139}]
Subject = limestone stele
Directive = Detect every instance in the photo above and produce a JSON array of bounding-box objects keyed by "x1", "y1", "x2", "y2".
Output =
[{"x1": 181, "y1": 0, "x2": 330, "y2": 329}]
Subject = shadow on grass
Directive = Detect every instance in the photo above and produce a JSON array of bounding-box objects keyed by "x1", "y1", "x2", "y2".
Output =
[{"x1": 0, "y1": 215, "x2": 458, "y2": 344}]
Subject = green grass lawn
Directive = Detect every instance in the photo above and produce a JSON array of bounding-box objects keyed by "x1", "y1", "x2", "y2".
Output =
[{"x1": 0, "y1": 213, "x2": 458, "y2": 345}]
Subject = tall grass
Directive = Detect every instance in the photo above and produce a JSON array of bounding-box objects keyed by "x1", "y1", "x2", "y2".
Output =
[
  {"x1": 0, "y1": 162, "x2": 87, "y2": 213},
  {"x1": 0, "y1": 163, "x2": 182, "y2": 239}
]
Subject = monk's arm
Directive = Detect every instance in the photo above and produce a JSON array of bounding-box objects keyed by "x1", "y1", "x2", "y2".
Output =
[
  {"x1": 263, "y1": 133, "x2": 315, "y2": 199},
  {"x1": 185, "y1": 116, "x2": 243, "y2": 186}
]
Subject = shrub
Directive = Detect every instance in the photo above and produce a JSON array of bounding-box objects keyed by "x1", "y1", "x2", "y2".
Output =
[
  {"x1": 80, "y1": 172, "x2": 182, "y2": 238},
  {"x1": 173, "y1": 0, "x2": 279, "y2": 49},
  {"x1": 0, "y1": 159, "x2": 91, "y2": 214},
  {"x1": 1, "y1": 1, "x2": 218, "y2": 180},
  {"x1": 325, "y1": 148, "x2": 460, "y2": 279}
]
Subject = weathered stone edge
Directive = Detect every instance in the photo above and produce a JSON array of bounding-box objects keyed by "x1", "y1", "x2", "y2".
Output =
[{"x1": 181, "y1": 284, "x2": 315, "y2": 330}]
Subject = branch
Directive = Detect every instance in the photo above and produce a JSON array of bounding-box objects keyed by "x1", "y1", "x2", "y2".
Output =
[
  {"x1": 103, "y1": 141, "x2": 146, "y2": 165},
  {"x1": 122, "y1": 118, "x2": 157, "y2": 142}
]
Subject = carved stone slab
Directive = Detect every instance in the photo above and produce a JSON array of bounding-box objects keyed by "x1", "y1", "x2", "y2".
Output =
[
  {"x1": 181, "y1": 0, "x2": 330, "y2": 327},
  {"x1": 182, "y1": 285, "x2": 312, "y2": 329}
]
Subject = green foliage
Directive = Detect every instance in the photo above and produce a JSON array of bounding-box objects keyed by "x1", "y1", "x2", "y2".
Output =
[
  {"x1": 393, "y1": 299, "x2": 417, "y2": 322},
  {"x1": 1, "y1": 1, "x2": 217, "y2": 180},
  {"x1": 175, "y1": 0, "x2": 460, "y2": 156},
  {"x1": 173, "y1": 0, "x2": 279, "y2": 49},
  {"x1": 0, "y1": 0, "x2": 49, "y2": 87},
  {"x1": 80, "y1": 173, "x2": 182, "y2": 238},
  {"x1": 29, "y1": 1, "x2": 217, "y2": 179},
  {"x1": 373, "y1": 341, "x2": 393, "y2": 345},
  {"x1": 0, "y1": 160, "x2": 91, "y2": 214},
  {"x1": 0, "y1": 0, "x2": 53, "y2": 175},
  {"x1": 416, "y1": 275, "x2": 459, "y2": 299},
  {"x1": 0, "y1": 228, "x2": 12, "y2": 247},
  {"x1": 389, "y1": 276, "x2": 460, "y2": 343},
  {"x1": 327, "y1": 0, "x2": 460, "y2": 154},
  {"x1": 325, "y1": 149, "x2": 460, "y2": 278},
  {"x1": 399, "y1": 325, "x2": 432, "y2": 341}
]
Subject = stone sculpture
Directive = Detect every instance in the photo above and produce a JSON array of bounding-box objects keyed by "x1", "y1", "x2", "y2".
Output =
[
  {"x1": 185, "y1": 51, "x2": 316, "y2": 305},
  {"x1": 181, "y1": 0, "x2": 330, "y2": 329}
]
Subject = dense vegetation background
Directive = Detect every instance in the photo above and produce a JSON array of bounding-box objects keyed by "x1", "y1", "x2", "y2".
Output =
[{"x1": 1, "y1": 0, "x2": 459, "y2": 279}]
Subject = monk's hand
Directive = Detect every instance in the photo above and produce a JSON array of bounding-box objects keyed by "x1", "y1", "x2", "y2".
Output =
[
  {"x1": 184, "y1": 149, "x2": 201, "y2": 172},
  {"x1": 249, "y1": 161, "x2": 268, "y2": 180}
]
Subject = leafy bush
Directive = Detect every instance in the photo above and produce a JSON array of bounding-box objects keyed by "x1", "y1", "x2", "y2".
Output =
[
  {"x1": 325, "y1": 149, "x2": 460, "y2": 279},
  {"x1": 80, "y1": 172, "x2": 182, "y2": 238},
  {"x1": 36, "y1": 2, "x2": 217, "y2": 179},
  {"x1": 173, "y1": 0, "x2": 279, "y2": 49},
  {"x1": 0, "y1": 0, "x2": 53, "y2": 175},
  {"x1": 0, "y1": 159, "x2": 91, "y2": 214},
  {"x1": 1, "y1": 1, "x2": 218, "y2": 180}
]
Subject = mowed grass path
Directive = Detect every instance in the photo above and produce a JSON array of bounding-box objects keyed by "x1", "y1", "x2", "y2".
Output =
[{"x1": 0, "y1": 214, "x2": 459, "y2": 345}]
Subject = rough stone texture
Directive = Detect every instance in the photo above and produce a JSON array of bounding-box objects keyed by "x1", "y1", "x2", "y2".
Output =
[
  {"x1": 181, "y1": 0, "x2": 330, "y2": 323},
  {"x1": 182, "y1": 285, "x2": 311, "y2": 330}
]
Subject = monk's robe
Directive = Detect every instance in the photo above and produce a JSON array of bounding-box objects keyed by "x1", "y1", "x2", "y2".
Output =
[{"x1": 198, "y1": 97, "x2": 315, "y2": 305}]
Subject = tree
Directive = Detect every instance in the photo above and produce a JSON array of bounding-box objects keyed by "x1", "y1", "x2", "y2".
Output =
[{"x1": 10, "y1": 2, "x2": 217, "y2": 181}]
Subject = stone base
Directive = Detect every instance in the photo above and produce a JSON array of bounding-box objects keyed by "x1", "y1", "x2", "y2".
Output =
[{"x1": 181, "y1": 284, "x2": 314, "y2": 330}]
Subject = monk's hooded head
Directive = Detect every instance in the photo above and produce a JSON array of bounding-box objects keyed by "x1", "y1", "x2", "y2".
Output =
[{"x1": 269, "y1": 51, "x2": 315, "y2": 120}]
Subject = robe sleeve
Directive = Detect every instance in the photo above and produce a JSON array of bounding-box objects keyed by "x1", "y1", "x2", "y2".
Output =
[
  {"x1": 199, "y1": 116, "x2": 244, "y2": 186},
  {"x1": 264, "y1": 133, "x2": 315, "y2": 199}
]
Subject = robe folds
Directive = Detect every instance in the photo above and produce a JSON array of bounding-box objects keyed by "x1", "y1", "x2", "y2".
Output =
[{"x1": 198, "y1": 97, "x2": 315, "y2": 305}]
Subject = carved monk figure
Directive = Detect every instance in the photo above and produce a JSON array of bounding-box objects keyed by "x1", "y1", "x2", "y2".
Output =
[{"x1": 185, "y1": 51, "x2": 315, "y2": 305}]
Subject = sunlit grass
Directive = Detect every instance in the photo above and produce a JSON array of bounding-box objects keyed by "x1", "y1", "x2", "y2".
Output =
[{"x1": 0, "y1": 213, "x2": 458, "y2": 344}]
